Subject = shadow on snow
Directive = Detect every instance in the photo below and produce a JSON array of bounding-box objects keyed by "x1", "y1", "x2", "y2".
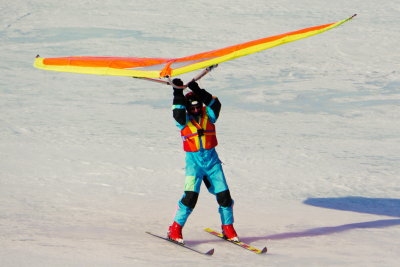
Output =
[
  {"x1": 188, "y1": 196, "x2": 400, "y2": 245},
  {"x1": 239, "y1": 218, "x2": 400, "y2": 244},
  {"x1": 304, "y1": 196, "x2": 400, "y2": 217}
]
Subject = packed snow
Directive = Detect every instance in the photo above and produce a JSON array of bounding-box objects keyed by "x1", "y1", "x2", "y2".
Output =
[{"x1": 1, "y1": 0, "x2": 399, "y2": 266}]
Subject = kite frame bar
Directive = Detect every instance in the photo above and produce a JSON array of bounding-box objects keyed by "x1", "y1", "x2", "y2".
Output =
[{"x1": 134, "y1": 64, "x2": 218, "y2": 88}]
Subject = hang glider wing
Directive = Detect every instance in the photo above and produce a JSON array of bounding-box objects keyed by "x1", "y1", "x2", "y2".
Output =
[{"x1": 34, "y1": 15, "x2": 356, "y2": 79}]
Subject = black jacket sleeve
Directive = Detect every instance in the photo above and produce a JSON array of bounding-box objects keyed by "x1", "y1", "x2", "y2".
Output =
[
  {"x1": 209, "y1": 97, "x2": 221, "y2": 120},
  {"x1": 172, "y1": 89, "x2": 187, "y2": 126}
]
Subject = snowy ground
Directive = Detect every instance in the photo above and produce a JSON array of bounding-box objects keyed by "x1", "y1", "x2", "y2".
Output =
[{"x1": 1, "y1": 0, "x2": 400, "y2": 266}]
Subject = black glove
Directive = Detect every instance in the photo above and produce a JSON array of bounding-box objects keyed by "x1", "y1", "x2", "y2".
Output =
[
  {"x1": 187, "y1": 80, "x2": 201, "y2": 91},
  {"x1": 172, "y1": 78, "x2": 184, "y2": 88},
  {"x1": 187, "y1": 80, "x2": 213, "y2": 105}
]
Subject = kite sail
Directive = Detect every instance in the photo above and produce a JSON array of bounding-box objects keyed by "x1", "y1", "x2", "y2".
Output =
[{"x1": 34, "y1": 15, "x2": 356, "y2": 80}]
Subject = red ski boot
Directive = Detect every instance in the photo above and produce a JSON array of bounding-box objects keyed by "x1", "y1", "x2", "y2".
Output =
[
  {"x1": 222, "y1": 224, "x2": 239, "y2": 242},
  {"x1": 168, "y1": 221, "x2": 184, "y2": 244}
]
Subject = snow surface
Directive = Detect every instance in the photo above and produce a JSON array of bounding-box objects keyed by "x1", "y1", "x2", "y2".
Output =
[{"x1": 1, "y1": 0, "x2": 400, "y2": 266}]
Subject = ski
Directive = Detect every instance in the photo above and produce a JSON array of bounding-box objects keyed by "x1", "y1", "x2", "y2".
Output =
[
  {"x1": 146, "y1": 231, "x2": 214, "y2": 256},
  {"x1": 204, "y1": 228, "x2": 267, "y2": 254}
]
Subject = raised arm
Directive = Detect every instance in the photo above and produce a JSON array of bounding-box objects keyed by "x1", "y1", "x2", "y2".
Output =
[
  {"x1": 172, "y1": 78, "x2": 187, "y2": 126},
  {"x1": 187, "y1": 80, "x2": 221, "y2": 120}
]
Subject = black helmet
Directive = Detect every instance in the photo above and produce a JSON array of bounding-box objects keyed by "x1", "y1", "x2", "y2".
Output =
[
  {"x1": 185, "y1": 92, "x2": 202, "y2": 107},
  {"x1": 185, "y1": 92, "x2": 203, "y2": 115}
]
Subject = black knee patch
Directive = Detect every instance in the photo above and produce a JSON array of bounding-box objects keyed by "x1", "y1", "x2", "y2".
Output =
[
  {"x1": 216, "y1": 190, "x2": 233, "y2": 207},
  {"x1": 181, "y1": 191, "x2": 199, "y2": 209}
]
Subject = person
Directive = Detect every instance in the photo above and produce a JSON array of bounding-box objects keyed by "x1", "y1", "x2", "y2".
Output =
[{"x1": 167, "y1": 78, "x2": 238, "y2": 244}]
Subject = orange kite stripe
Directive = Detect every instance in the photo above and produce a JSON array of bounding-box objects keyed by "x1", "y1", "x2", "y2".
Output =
[{"x1": 34, "y1": 15, "x2": 355, "y2": 78}]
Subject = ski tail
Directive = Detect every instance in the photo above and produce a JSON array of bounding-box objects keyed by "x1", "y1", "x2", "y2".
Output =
[
  {"x1": 146, "y1": 231, "x2": 214, "y2": 256},
  {"x1": 204, "y1": 228, "x2": 267, "y2": 254}
]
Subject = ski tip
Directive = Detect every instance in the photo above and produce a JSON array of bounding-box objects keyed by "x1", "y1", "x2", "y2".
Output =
[
  {"x1": 260, "y1": 246, "x2": 268, "y2": 254},
  {"x1": 205, "y1": 248, "x2": 215, "y2": 256}
]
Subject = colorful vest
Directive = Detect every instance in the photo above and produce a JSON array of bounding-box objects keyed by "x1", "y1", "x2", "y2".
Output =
[{"x1": 180, "y1": 107, "x2": 218, "y2": 152}]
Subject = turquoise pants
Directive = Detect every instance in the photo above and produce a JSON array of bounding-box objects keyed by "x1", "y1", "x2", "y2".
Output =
[{"x1": 173, "y1": 148, "x2": 234, "y2": 226}]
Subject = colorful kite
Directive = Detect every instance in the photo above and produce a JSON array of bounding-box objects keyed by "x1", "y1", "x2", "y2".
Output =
[{"x1": 34, "y1": 15, "x2": 356, "y2": 84}]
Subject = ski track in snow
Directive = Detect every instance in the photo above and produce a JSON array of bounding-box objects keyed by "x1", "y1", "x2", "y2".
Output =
[{"x1": 1, "y1": 0, "x2": 399, "y2": 266}]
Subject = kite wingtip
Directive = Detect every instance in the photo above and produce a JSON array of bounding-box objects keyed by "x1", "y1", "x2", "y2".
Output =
[{"x1": 350, "y1": 14, "x2": 357, "y2": 19}]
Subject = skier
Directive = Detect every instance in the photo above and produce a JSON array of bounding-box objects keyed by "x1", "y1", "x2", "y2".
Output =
[{"x1": 168, "y1": 78, "x2": 238, "y2": 244}]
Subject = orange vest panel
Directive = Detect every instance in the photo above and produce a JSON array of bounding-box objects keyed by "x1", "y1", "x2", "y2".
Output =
[{"x1": 180, "y1": 108, "x2": 218, "y2": 152}]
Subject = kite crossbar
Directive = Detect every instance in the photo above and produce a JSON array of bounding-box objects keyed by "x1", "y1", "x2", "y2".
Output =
[
  {"x1": 134, "y1": 64, "x2": 218, "y2": 89},
  {"x1": 190, "y1": 64, "x2": 218, "y2": 84}
]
